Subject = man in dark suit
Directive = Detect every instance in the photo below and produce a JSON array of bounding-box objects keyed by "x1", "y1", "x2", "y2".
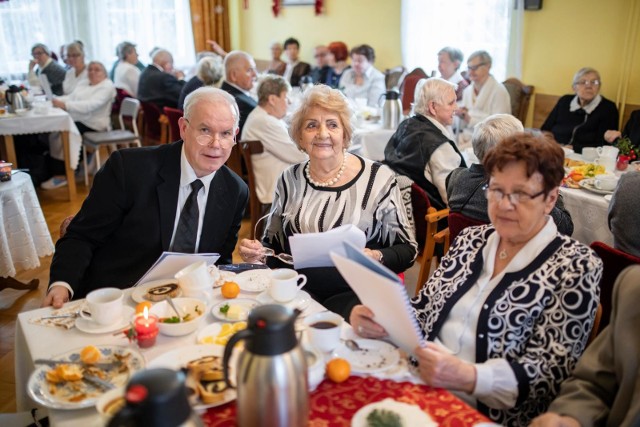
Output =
[
  {"x1": 43, "y1": 87, "x2": 249, "y2": 307},
  {"x1": 283, "y1": 37, "x2": 311, "y2": 87},
  {"x1": 220, "y1": 50, "x2": 258, "y2": 134},
  {"x1": 138, "y1": 48, "x2": 186, "y2": 109}
]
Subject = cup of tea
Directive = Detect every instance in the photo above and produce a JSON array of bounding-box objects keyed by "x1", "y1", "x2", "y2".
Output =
[
  {"x1": 304, "y1": 311, "x2": 343, "y2": 353},
  {"x1": 269, "y1": 269, "x2": 307, "y2": 303},
  {"x1": 594, "y1": 175, "x2": 619, "y2": 191},
  {"x1": 582, "y1": 147, "x2": 598, "y2": 162},
  {"x1": 80, "y1": 288, "x2": 124, "y2": 326},
  {"x1": 174, "y1": 261, "x2": 212, "y2": 302}
]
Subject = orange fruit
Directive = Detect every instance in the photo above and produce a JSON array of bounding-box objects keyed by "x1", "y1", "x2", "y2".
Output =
[
  {"x1": 326, "y1": 358, "x2": 350, "y2": 383},
  {"x1": 80, "y1": 345, "x2": 101, "y2": 365},
  {"x1": 221, "y1": 281, "x2": 240, "y2": 299},
  {"x1": 135, "y1": 301, "x2": 153, "y2": 315}
]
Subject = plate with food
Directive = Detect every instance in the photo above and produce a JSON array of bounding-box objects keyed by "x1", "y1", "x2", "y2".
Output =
[
  {"x1": 197, "y1": 321, "x2": 248, "y2": 346},
  {"x1": 351, "y1": 398, "x2": 437, "y2": 427},
  {"x1": 147, "y1": 345, "x2": 235, "y2": 409},
  {"x1": 579, "y1": 178, "x2": 615, "y2": 195},
  {"x1": 211, "y1": 299, "x2": 259, "y2": 322},
  {"x1": 131, "y1": 279, "x2": 182, "y2": 304},
  {"x1": 234, "y1": 269, "x2": 271, "y2": 293},
  {"x1": 27, "y1": 345, "x2": 144, "y2": 410},
  {"x1": 333, "y1": 339, "x2": 400, "y2": 374}
]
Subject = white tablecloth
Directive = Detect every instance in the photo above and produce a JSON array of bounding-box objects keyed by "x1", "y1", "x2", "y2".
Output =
[
  {"x1": 0, "y1": 108, "x2": 82, "y2": 170},
  {"x1": 0, "y1": 172, "x2": 54, "y2": 277},
  {"x1": 560, "y1": 187, "x2": 613, "y2": 246},
  {"x1": 350, "y1": 122, "x2": 395, "y2": 162}
]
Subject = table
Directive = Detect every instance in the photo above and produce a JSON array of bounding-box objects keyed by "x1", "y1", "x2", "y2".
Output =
[
  {"x1": 0, "y1": 108, "x2": 82, "y2": 200},
  {"x1": 0, "y1": 172, "x2": 54, "y2": 278},
  {"x1": 350, "y1": 122, "x2": 395, "y2": 162},
  {"x1": 16, "y1": 285, "x2": 488, "y2": 426},
  {"x1": 560, "y1": 187, "x2": 613, "y2": 246}
]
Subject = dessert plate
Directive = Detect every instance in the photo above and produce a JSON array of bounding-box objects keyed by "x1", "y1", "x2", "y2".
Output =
[
  {"x1": 75, "y1": 306, "x2": 135, "y2": 334},
  {"x1": 333, "y1": 339, "x2": 400, "y2": 374},
  {"x1": 131, "y1": 279, "x2": 181, "y2": 304},
  {"x1": 256, "y1": 290, "x2": 312, "y2": 313},
  {"x1": 579, "y1": 178, "x2": 614, "y2": 195},
  {"x1": 234, "y1": 269, "x2": 271, "y2": 293},
  {"x1": 211, "y1": 298, "x2": 259, "y2": 322},
  {"x1": 351, "y1": 398, "x2": 437, "y2": 427}
]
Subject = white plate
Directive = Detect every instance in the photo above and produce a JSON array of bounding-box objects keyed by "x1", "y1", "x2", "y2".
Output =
[
  {"x1": 131, "y1": 279, "x2": 181, "y2": 304},
  {"x1": 579, "y1": 178, "x2": 615, "y2": 195},
  {"x1": 234, "y1": 270, "x2": 271, "y2": 293},
  {"x1": 333, "y1": 339, "x2": 400, "y2": 374},
  {"x1": 75, "y1": 306, "x2": 135, "y2": 334},
  {"x1": 351, "y1": 398, "x2": 437, "y2": 427},
  {"x1": 211, "y1": 298, "x2": 259, "y2": 322},
  {"x1": 147, "y1": 344, "x2": 235, "y2": 409},
  {"x1": 256, "y1": 290, "x2": 312, "y2": 313},
  {"x1": 27, "y1": 345, "x2": 145, "y2": 410},
  {"x1": 604, "y1": 194, "x2": 612, "y2": 202},
  {"x1": 196, "y1": 321, "x2": 247, "y2": 347}
]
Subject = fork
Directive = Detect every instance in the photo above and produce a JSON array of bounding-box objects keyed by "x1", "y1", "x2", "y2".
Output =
[{"x1": 261, "y1": 248, "x2": 294, "y2": 265}]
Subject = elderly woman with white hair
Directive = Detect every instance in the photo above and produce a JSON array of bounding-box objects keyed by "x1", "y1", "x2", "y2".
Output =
[
  {"x1": 447, "y1": 114, "x2": 574, "y2": 235},
  {"x1": 385, "y1": 77, "x2": 467, "y2": 210},
  {"x1": 62, "y1": 41, "x2": 88, "y2": 94},
  {"x1": 178, "y1": 55, "x2": 224, "y2": 110},
  {"x1": 114, "y1": 41, "x2": 141, "y2": 97}
]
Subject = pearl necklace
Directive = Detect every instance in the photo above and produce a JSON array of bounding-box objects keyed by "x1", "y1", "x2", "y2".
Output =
[{"x1": 305, "y1": 150, "x2": 348, "y2": 187}]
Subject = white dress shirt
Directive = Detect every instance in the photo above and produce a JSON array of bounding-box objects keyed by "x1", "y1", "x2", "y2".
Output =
[
  {"x1": 63, "y1": 67, "x2": 88, "y2": 95},
  {"x1": 56, "y1": 79, "x2": 116, "y2": 131},
  {"x1": 460, "y1": 75, "x2": 511, "y2": 128},
  {"x1": 423, "y1": 116, "x2": 463, "y2": 203}
]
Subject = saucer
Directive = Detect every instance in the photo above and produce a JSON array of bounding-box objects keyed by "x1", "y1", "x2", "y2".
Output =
[
  {"x1": 75, "y1": 306, "x2": 134, "y2": 334},
  {"x1": 256, "y1": 290, "x2": 311, "y2": 312},
  {"x1": 235, "y1": 269, "x2": 271, "y2": 293},
  {"x1": 333, "y1": 339, "x2": 400, "y2": 374}
]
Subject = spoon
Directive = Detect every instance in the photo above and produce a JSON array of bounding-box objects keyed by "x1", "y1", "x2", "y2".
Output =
[
  {"x1": 343, "y1": 339, "x2": 364, "y2": 352},
  {"x1": 165, "y1": 296, "x2": 183, "y2": 322},
  {"x1": 261, "y1": 248, "x2": 294, "y2": 265}
]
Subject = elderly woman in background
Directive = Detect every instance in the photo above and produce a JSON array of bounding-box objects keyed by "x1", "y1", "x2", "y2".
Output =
[
  {"x1": 239, "y1": 85, "x2": 417, "y2": 318},
  {"x1": 178, "y1": 55, "x2": 224, "y2": 110},
  {"x1": 62, "y1": 41, "x2": 87, "y2": 94},
  {"x1": 28, "y1": 43, "x2": 66, "y2": 96},
  {"x1": 447, "y1": 114, "x2": 574, "y2": 235},
  {"x1": 437, "y1": 46, "x2": 468, "y2": 101},
  {"x1": 267, "y1": 41, "x2": 286, "y2": 76},
  {"x1": 325, "y1": 41, "x2": 350, "y2": 88},
  {"x1": 338, "y1": 44, "x2": 385, "y2": 107},
  {"x1": 113, "y1": 41, "x2": 141, "y2": 97},
  {"x1": 542, "y1": 67, "x2": 619, "y2": 154},
  {"x1": 352, "y1": 133, "x2": 602, "y2": 425}
]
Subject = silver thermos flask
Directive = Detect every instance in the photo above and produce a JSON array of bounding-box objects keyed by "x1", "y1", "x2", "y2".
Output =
[
  {"x1": 381, "y1": 89, "x2": 402, "y2": 130},
  {"x1": 223, "y1": 305, "x2": 308, "y2": 427}
]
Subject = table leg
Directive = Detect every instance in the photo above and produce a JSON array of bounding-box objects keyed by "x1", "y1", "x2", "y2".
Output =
[
  {"x1": 2, "y1": 134, "x2": 18, "y2": 165},
  {"x1": 61, "y1": 131, "x2": 77, "y2": 201}
]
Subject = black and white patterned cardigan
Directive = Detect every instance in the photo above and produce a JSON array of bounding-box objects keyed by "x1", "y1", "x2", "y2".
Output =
[{"x1": 412, "y1": 224, "x2": 602, "y2": 426}]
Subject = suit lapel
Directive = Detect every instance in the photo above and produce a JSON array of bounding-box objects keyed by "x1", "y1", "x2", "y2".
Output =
[{"x1": 157, "y1": 142, "x2": 183, "y2": 250}]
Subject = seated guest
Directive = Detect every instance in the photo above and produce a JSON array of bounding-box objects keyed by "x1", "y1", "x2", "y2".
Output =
[
  {"x1": 43, "y1": 87, "x2": 249, "y2": 307},
  {"x1": 309, "y1": 45, "x2": 330, "y2": 84},
  {"x1": 325, "y1": 41, "x2": 350, "y2": 89},
  {"x1": 283, "y1": 37, "x2": 311, "y2": 87},
  {"x1": 541, "y1": 67, "x2": 619, "y2": 154},
  {"x1": 447, "y1": 114, "x2": 574, "y2": 236},
  {"x1": 138, "y1": 48, "x2": 186, "y2": 109},
  {"x1": 238, "y1": 85, "x2": 417, "y2": 319},
  {"x1": 339, "y1": 44, "x2": 385, "y2": 108},
  {"x1": 608, "y1": 172, "x2": 640, "y2": 258},
  {"x1": 221, "y1": 50, "x2": 258, "y2": 134},
  {"x1": 385, "y1": 78, "x2": 466, "y2": 210},
  {"x1": 457, "y1": 50, "x2": 511, "y2": 134},
  {"x1": 110, "y1": 41, "x2": 145, "y2": 81},
  {"x1": 178, "y1": 55, "x2": 224, "y2": 110},
  {"x1": 241, "y1": 75, "x2": 308, "y2": 204},
  {"x1": 352, "y1": 133, "x2": 602, "y2": 426},
  {"x1": 43, "y1": 61, "x2": 116, "y2": 190},
  {"x1": 437, "y1": 46, "x2": 468, "y2": 101},
  {"x1": 605, "y1": 109, "x2": 640, "y2": 147},
  {"x1": 530, "y1": 265, "x2": 640, "y2": 427},
  {"x1": 28, "y1": 43, "x2": 66, "y2": 96},
  {"x1": 62, "y1": 41, "x2": 87, "y2": 94},
  {"x1": 113, "y1": 41, "x2": 142, "y2": 97},
  {"x1": 267, "y1": 41, "x2": 286, "y2": 76}
]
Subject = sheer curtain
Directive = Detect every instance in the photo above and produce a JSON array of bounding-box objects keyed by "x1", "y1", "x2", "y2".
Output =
[
  {"x1": 401, "y1": 0, "x2": 523, "y2": 81},
  {"x1": 0, "y1": 0, "x2": 195, "y2": 82}
]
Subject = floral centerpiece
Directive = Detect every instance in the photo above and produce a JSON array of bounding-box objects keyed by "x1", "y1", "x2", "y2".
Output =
[{"x1": 615, "y1": 136, "x2": 637, "y2": 170}]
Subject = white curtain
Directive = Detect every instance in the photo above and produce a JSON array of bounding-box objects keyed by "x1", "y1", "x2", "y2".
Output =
[{"x1": 401, "y1": 0, "x2": 523, "y2": 81}]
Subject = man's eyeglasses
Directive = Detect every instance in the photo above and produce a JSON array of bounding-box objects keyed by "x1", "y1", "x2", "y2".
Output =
[
  {"x1": 467, "y1": 62, "x2": 487, "y2": 72},
  {"x1": 185, "y1": 119, "x2": 236, "y2": 149},
  {"x1": 575, "y1": 79, "x2": 600, "y2": 87},
  {"x1": 32, "y1": 51, "x2": 45, "y2": 57},
  {"x1": 483, "y1": 184, "x2": 546, "y2": 206}
]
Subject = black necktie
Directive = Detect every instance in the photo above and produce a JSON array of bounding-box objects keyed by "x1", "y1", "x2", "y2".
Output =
[{"x1": 172, "y1": 179, "x2": 204, "y2": 253}]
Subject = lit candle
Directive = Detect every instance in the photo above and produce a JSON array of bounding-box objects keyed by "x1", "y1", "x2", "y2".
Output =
[{"x1": 134, "y1": 307, "x2": 158, "y2": 348}]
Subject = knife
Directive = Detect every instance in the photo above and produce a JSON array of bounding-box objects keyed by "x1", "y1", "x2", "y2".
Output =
[
  {"x1": 34, "y1": 358, "x2": 122, "y2": 371},
  {"x1": 83, "y1": 374, "x2": 115, "y2": 391}
]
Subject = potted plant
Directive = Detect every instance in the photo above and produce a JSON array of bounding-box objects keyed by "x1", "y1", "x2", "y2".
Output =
[{"x1": 615, "y1": 136, "x2": 637, "y2": 171}]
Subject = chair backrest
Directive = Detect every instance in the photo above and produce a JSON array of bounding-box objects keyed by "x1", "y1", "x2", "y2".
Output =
[
  {"x1": 589, "y1": 241, "x2": 640, "y2": 334},
  {"x1": 112, "y1": 88, "x2": 132, "y2": 115},
  {"x1": 139, "y1": 101, "x2": 164, "y2": 143},
  {"x1": 163, "y1": 106, "x2": 184, "y2": 142},
  {"x1": 448, "y1": 212, "x2": 488, "y2": 243},
  {"x1": 385, "y1": 66, "x2": 407, "y2": 91},
  {"x1": 239, "y1": 140, "x2": 267, "y2": 237},
  {"x1": 532, "y1": 94, "x2": 560, "y2": 129},
  {"x1": 415, "y1": 207, "x2": 450, "y2": 296},
  {"x1": 410, "y1": 183, "x2": 430, "y2": 250},
  {"x1": 502, "y1": 78, "x2": 534, "y2": 123},
  {"x1": 400, "y1": 67, "x2": 428, "y2": 114},
  {"x1": 119, "y1": 97, "x2": 140, "y2": 135}
]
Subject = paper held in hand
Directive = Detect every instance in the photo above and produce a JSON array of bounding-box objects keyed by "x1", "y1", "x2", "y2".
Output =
[
  {"x1": 135, "y1": 252, "x2": 220, "y2": 286},
  {"x1": 330, "y1": 242, "x2": 423, "y2": 355},
  {"x1": 289, "y1": 224, "x2": 366, "y2": 269}
]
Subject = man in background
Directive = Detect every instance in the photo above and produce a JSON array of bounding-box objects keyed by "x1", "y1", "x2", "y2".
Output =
[
  {"x1": 282, "y1": 37, "x2": 311, "y2": 87},
  {"x1": 310, "y1": 45, "x2": 330, "y2": 84},
  {"x1": 138, "y1": 48, "x2": 186, "y2": 109},
  {"x1": 221, "y1": 50, "x2": 258, "y2": 133}
]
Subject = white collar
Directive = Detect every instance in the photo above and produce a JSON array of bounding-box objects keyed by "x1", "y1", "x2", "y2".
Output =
[
  {"x1": 447, "y1": 71, "x2": 464, "y2": 85},
  {"x1": 570, "y1": 94, "x2": 602, "y2": 114},
  {"x1": 224, "y1": 80, "x2": 252, "y2": 97},
  {"x1": 151, "y1": 63, "x2": 164, "y2": 72},
  {"x1": 180, "y1": 145, "x2": 216, "y2": 189},
  {"x1": 425, "y1": 115, "x2": 453, "y2": 139}
]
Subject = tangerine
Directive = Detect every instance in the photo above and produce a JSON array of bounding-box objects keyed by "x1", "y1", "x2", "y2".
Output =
[
  {"x1": 135, "y1": 301, "x2": 153, "y2": 315},
  {"x1": 80, "y1": 345, "x2": 101, "y2": 365},
  {"x1": 326, "y1": 358, "x2": 350, "y2": 383},
  {"x1": 221, "y1": 281, "x2": 240, "y2": 299}
]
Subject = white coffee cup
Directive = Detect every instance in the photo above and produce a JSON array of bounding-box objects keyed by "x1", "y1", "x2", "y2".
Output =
[
  {"x1": 303, "y1": 311, "x2": 343, "y2": 353},
  {"x1": 174, "y1": 261, "x2": 212, "y2": 302},
  {"x1": 595, "y1": 156, "x2": 616, "y2": 172},
  {"x1": 582, "y1": 147, "x2": 598, "y2": 162},
  {"x1": 269, "y1": 269, "x2": 307, "y2": 303},
  {"x1": 597, "y1": 146, "x2": 619, "y2": 159},
  {"x1": 594, "y1": 175, "x2": 619, "y2": 191},
  {"x1": 80, "y1": 288, "x2": 124, "y2": 326}
]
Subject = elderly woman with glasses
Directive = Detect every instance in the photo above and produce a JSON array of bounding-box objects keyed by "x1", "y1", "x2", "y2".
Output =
[
  {"x1": 351, "y1": 133, "x2": 602, "y2": 426},
  {"x1": 62, "y1": 41, "x2": 87, "y2": 94},
  {"x1": 541, "y1": 67, "x2": 619, "y2": 154},
  {"x1": 238, "y1": 85, "x2": 417, "y2": 319}
]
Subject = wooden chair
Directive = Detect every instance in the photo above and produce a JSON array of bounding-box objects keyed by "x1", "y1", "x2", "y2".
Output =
[
  {"x1": 163, "y1": 106, "x2": 183, "y2": 142},
  {"x1": 111, "y1": 88, "x2": 132, "y2": 129},
  {"x1": 502, "y1": 78, "x2": 534, "y2": 123},
  {"x1": 400, "y1": 67, "x2": 428, "y2": 115},
  {"x1": 586, "y1": 303, "x2": 603, "y2": 347},
  {"x1": 239, "y1": 140, "x2": 271, "y2": 239},
  {"x1": 384, "y1": 66, "x2": 407, "y2": 91},
  {"x1": 589, "y1": 241, "x2": 640, "y2": 334},
  {"x1": 532, "y1": 94, "x2": 560, "y2": 129},
  {"x1": 139, "y1": 101, "x2": 167, "y2": 145},
  {"x1": 415, "y1": 207, "x2": 450, "y2": 296},
  {"x1": 448, "y1": 211, "x2": 488, "y2": 244}
]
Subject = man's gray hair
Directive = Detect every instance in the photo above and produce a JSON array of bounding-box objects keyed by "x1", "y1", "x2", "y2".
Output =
[
  {"x1": 438, "y1": 47, "x2": 464, "y2": 68},
  {"x1": 116, "y1": 41, "x2": 136, "y2": 61},
  {"x1": 413, "y1": 77, "x2": 457, "y2": 118},
  {"x1": 257, "y1": 75, "x2": 291, "y2": 105},
  {"x1": 223, "y1": 50, "x2": 252, "y2": 80},
  {"x1": 183, "y1": 87, "x2": 240, "y2": 133},
  {"x1": 472, "y1": 114, "x2": 523, "y2": 162},
  {"x1": 196, "y1": 55, "x2": 224, "y2": 86},
  {"x1": 467, "y1": 50, "x2": 492, "y2": 68}
]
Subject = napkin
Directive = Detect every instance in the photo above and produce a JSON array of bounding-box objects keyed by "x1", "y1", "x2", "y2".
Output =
[{"x1": 29, "y1": 300, "x2": 85, "y2": 329}]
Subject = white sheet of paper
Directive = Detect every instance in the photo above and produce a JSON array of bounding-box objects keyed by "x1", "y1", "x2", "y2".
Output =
[
  {"x1": 135, "y1": 252, "x2": 220, "y2": 285},
  {"x1": 289, "y1": 224, "x2": 366, "y2": 269}
]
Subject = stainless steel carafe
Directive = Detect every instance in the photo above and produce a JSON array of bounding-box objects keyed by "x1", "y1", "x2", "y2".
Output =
[
  {"x1": 381, "y1": 89, "x2": 402, "y2": 129},
  {"x1": 223, "y1": 305, "x2": 308, "y2": 427},
  {"x1": 5, "y1": 85, "x2": 26, "y2": 113}
]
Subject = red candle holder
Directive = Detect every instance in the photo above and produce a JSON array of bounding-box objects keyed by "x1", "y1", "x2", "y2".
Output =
[{"x1": 134, "y1": 310, "x2": 159, "y2": 348}]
